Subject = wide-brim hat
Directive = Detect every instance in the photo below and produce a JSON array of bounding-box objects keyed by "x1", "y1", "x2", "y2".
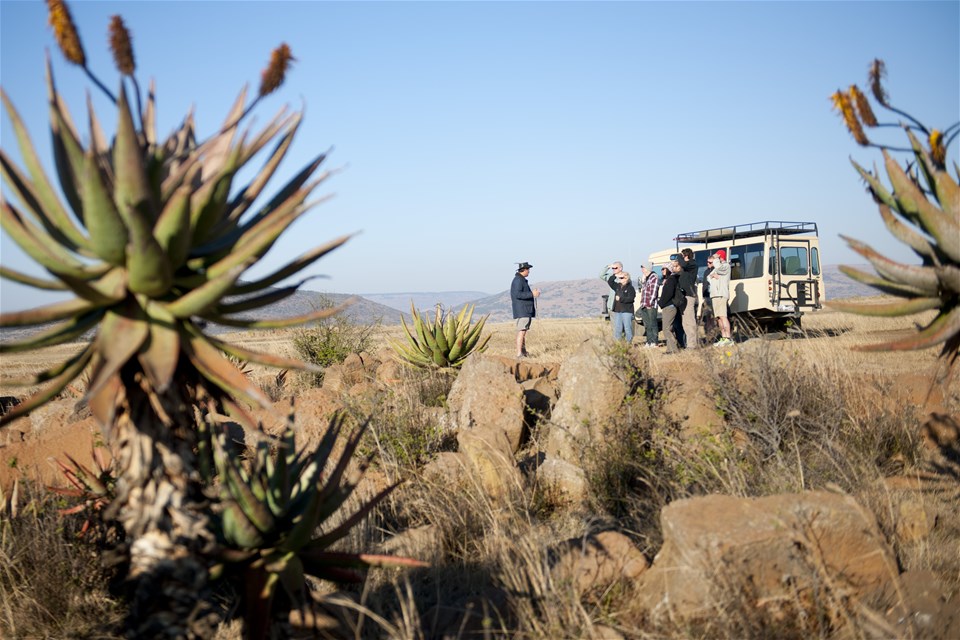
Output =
[{"x1": 517, "y1": 261, "x2": 533, "y2": 270}]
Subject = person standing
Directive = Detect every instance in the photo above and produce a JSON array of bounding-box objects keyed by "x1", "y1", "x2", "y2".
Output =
[
  {"x1": 700, "y1": 255, "x2": 717, "y2": 343},
  {"x1": 709, "y1": 249, "x2": 734, "y2": 346},
  {"x1": 600, "y1": 262, "x2": 623, "y2": 317},
  {"x1": 607, "y1": 269, "x2": 636, "y2": 343},
  {"x1": 638, "y1": 265, "x2": 660, "y2": 348},
  {"x1": 658, "y1": 261, "x2": 684, "y2": 354},
  {"x1": 678, "y1": 248, "x2": 700, "y2": 349},
  {"x1": 511, "y1": 261, "x2": 540, "y2": 358}
]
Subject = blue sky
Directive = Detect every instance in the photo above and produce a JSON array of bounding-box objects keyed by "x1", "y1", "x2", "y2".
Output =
[{"x1": 1, "y1": 0, "x2": 958, "y2": 311}]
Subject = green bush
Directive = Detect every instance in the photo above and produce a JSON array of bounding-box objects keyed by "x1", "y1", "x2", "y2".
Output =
[{"x1": 290, "y1": 296, "x2": 381, "y2": 386}]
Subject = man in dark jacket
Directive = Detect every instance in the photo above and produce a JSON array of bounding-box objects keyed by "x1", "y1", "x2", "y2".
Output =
[
  {"x1": 511, "y1": 262, "x2": 540, "y2": 358},
  {"x1": 658, "y1": 261, "x2": 684, "y2": 354},
  {"x1": 678, "y1": 248, "x2": 700, "y2": 349}
]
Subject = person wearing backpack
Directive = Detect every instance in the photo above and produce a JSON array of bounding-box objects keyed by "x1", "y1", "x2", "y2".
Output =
[{"x1": 658, "y1": 261, "x2": 684, "y2": 354}]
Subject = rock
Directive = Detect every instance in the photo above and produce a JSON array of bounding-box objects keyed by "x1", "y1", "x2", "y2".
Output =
[
  {"x1": 892, "y1": 569, "x2": 960, "y2": 639},
  {"x1": 448, "y1": 355, "x2": 526, "y2": 453},
  {"x1": 535, "y1": 457, "x2": 588, "y2": 505},
  {"x1": 422, "y1": 451, "x2": 467, "y2": 486},
  {"x1": 635, "y1": 491, "x2": 899, "y2": 625},
  {"x1": 457, "y1": 429, "x2": 523, "y2": 499},
  {"x1": 895, "y1": 498, "x2": 937, "y2": 544},
  {"x1": 544, "y1": 339, "x2": 632, "y2": 463},
  {"x1": 549, "y1": 530, "x2": 649, "y2": 595}
]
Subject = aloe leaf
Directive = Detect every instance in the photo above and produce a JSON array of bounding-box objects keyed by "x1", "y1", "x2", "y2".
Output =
[
  {"x1": 218, "y1": 444, "x2": 277, "y2": 534},
  {"x1": 0, "y1": 89, "x2": 88, "y2": 251},
  {"x1": 938, "y1": 264, "x2": 960, "y2": 295},
  {"x1": 126, "y1": 228, "x2": 173, "y2": 297},
  {"x1": 876, "y1": 204, "x2": 939, "y2": 262},
  {"x1": 307, "y1": 482, "x2": 400, "y2": 551},
  {"x1": 86, "y1": 357, "x2": 121, "y2": 429},
  {"x1": 275, "y1": 554, "x2": 308, "y2": 608},
  {"x1": 203, "y1": 189, "x2": 311, "y2": 276},
  {"x1": 841, "y1": 235, "x2": 940, "y2": 293},
  {"x1": 221, "y1": 501, "x2": 265, "y2": 548},
  {"x1": 215, "y1": 281, "x2": 306, "y2": 316},
  {"x1": 904, "y1": 128, "x2": 960, "y2": 218},
  {"x1": 827, "y1": 297, "x2": 942, "y2": 317},
  {"x1": 837, "y1": 265, "x2": 932, "y2": 298},
  {"x1": 138, "y1": 302, "x2": 181, "y2": 392},
  {"x1": 206, "y1": 334, "x2": 320, "y2": 373},
  {"x1": 86, "y1": 306, "x2": 151, "y2": 398},
  {"x1": 0, "y1": 265, "x2": 68, "y2": 290},
  {"x1": 153, "y1": 184, "x2": 192, "y2": 270},
  {"x1": 45, "y1": 55, "x2": 85, "y2": 221},
  {"x1": 884, "y1": 151, "x2": 960, "y2": 261},
  {"x1": 228, "y1": 234, "x2": 352, "y2": 296},
  {"x1": 851, "y1": 159, "x2": 900, "y2": 216},
  {"x1": 236, "y1": 153, "x2": 329, "y2": 233},
  {"x1": 164, "y1": 263, "x2": 250, "y2": 319},
  {"x1": 181, "y1": 328, "x2": 273, "y2": 409},
  {"x1": 855, "y1": 305, "x2": 960, "y2": 352},
  {"x1": 113, "y1": 85, "x2": 156, "y2": 230},
  {"x1": 191, "y1": 147, "x2": 240, "y2": 243},
  {"x1": 0, "y1": 345, "x2": 93, "y2": 428},
  {"x1": 59, "y1": 266, "x2": 127, "y2": 306},
  {"x1": 300, "y1": 550, "x2": 428, "y2": 573},
  {"x1": 226, "y1": 110, "x2": 300, "y2": 222},
  {"x1": 82, "y1": 145, "x2": 128, "y2": 265},
  {"x1": 202, "y1": 299, "x2": 352, "y2": 330},
  {"x1": 0, "y1": 298, "x2": 100, "y2": 328},
  {"x1": 0, "y1": 198, "x2": 88, "y2": 275}
]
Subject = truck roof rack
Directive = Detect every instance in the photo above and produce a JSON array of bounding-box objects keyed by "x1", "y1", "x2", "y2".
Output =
[{"x1": 675, "y1": 221, "x2": 819, "y2": 244}]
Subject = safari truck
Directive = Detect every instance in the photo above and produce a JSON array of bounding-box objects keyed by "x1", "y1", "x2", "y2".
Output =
[{"x1": 641, "y1": 221, "x2": 825, "y2": 333}]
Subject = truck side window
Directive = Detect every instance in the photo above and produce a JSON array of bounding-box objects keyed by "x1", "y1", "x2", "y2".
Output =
[
  {"x1": 811, "y1": 247, "x2": 821, "y2": 276},
  {"x1": 733, "y1": 243, "x2": 764, "y2": 280}
]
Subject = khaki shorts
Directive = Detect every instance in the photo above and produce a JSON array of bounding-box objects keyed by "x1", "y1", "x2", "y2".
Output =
[
  {"x1": 712, "y1": 296, "x2": 729, "y2": 318},
  {"x1": 516, "y1": 317, "x2": 532, "y2": 331}
]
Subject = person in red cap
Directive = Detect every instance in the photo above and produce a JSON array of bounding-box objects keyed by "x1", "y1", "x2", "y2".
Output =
[{"x1": 708, "y1": 249, "x2": 733, "y2": 346}]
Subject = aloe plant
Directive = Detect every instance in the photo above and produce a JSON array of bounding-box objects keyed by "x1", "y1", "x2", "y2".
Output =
[
  {"x1": 0, "y1": 2, "x2": 352, "y2": 635},
  {"x1": 391, "y1": 302, "x2": 491, "y2": 368},
  {"x1": 210, "y1": 411, "x2": 427, "y2": 638},
  {"x1": 830, "y1": 59, "x2": 960, "y2": 380}
]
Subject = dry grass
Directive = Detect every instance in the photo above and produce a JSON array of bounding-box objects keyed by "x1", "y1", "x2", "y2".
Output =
[{"x1": 1, "y1": 303, "x2": 957, "y2": 638}]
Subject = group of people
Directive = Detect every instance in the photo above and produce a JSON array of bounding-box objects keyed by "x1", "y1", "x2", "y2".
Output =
[
  {"x1": 508, "y1": 251, "x2": 733, "y2": 360},
  {"x1": 601, "y1": 249, "x2": 733, "y2": 352}
]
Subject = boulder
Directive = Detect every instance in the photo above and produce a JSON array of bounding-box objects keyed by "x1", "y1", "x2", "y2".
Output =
[
  {"x1": 448, "y1": 356, "x2": 526, "y2": 453},
  {"x1": 549, "y1": 530, "x2": 649, "y2": 595},
  {"x1": 535, "y1": 457, "x2": 588, "y2": 505},
  {"x1": 457, "y1": 429, "x2": 523, "y2": 499},
  {"x1": 635, "y1": 491, "x2": 900, "y2": 624},
  {"x1": 544, "y1": 339, "x2": 631, "y2": 463}
]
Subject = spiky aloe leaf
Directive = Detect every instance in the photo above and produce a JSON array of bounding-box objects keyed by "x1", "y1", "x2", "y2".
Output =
[
  {"x1": 828, "y1": 297, "x2": 942, "y2": 317},
  {"x1": 834, "y1": 60, "x2": 959, "y2": 379}
]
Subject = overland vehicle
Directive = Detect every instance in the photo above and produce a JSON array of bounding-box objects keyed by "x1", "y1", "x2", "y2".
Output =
[{"x1": 639, "y1": 221, "x2": 825, "y2": 333}]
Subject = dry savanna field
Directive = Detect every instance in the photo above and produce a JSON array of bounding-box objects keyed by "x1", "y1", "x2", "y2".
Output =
[{"x1": 1, "y1": 300, "x2": 958, "y2": 638}]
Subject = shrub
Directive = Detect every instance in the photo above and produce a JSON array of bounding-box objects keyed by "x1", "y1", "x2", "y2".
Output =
[{"x1": 291, "y1": 295, "x2": 381, "y2": 386}]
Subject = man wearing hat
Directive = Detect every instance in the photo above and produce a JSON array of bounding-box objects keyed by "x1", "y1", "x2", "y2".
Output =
[
  {"x1": 511, "y1": 262, "x2": 541, "y2": 358},
  {"x1": 708, "y1": 249, "x2": 733, "y2": 346}
]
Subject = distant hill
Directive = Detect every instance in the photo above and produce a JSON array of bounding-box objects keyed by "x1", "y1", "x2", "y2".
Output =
[{"x1": 359, "y1": 291, "x2": 489, "y2": 314}]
